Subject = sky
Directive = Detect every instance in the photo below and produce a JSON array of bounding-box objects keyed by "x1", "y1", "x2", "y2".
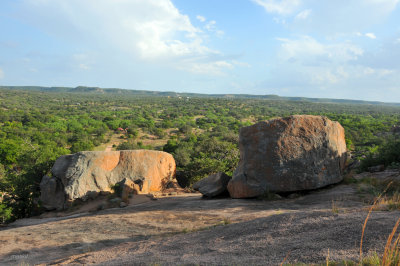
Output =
[{"x1": 1, "y1": 0, "x2": 400, "y2": 102}]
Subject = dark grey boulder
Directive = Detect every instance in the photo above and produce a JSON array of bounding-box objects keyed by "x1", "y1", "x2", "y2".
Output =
[
  {"x1": 228, "y1": 115, "x2": 347, "y2": 198},
  {"x1": 39, "y1": 175, "x2": 65, "y2": 210},
  {"x1": 193, "y1": 172, "x2": 231, "y2": 197}
]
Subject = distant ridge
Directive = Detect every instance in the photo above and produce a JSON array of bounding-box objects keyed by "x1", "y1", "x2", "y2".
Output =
[{"x1": 1, "y1": 85, "x2": 399, "y2": 106}]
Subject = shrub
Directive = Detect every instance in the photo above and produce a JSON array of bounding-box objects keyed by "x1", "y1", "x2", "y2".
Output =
[{"x1": 360, "y1": 137, "x2": 400, "y2": 171}]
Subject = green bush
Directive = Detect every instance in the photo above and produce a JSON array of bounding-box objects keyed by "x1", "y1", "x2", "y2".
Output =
[
  {"x1": 360, "y1": 137, "x2": 400, "y2": 171},
  {"x1": 0, "y1": 202, "x2": 12, "y2": 223}
]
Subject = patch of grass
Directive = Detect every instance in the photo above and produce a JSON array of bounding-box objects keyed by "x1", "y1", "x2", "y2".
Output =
[
  {"x1": 219, "y1": 218, "x2": 231, "y2": 225},
  {"x1": 355, "y1": 176, "x2": 400, "y2": 211},
  {"x1": 381, "y1": 218, "x2": 400, "y2": 265},
  {"x1": 331, "y1": 200, "x2": 340, "y2": 214},
  {"x1": 372, "y1": 192, "x2": 400, "y2": 211}
]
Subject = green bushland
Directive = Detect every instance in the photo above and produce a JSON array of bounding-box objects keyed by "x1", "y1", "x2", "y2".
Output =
[
  {"x1": 360, "y1": 136, "x2": 400, "y2": 171},
  {"x1": 0, "y1": 87, "x2": 400, "y2": 223}
]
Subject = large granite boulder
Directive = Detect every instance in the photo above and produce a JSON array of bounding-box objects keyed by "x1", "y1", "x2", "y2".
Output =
[
  {"x1": 40, "y1": 150, "x2": 176, "y2": 210},
  {"x1": 193, "y1": 172, "x2": 231, "y2": 197},
  {"x1": 228, "y1": 115, "x2": 347, "y2": 198}
]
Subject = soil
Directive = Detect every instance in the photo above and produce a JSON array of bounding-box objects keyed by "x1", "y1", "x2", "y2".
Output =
[{"x1": 1, "y1": 183, "x2": 400, "y2": 265}]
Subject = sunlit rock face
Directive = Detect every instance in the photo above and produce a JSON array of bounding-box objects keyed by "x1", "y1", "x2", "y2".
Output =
[
  {"x1": 40, "y1": 150, "x2": 176, "y2": 210},
  {"x1": 228, "y1": 115, "x2": 347, "y2": 198}
]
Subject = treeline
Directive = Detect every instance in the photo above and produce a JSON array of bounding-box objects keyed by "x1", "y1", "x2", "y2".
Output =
[
  {"x1": 0, "y1": 88, "x2": 399, "y2": 223},
  {"x1": 2, "y1": 86, "x2": 399, "y2": 106}
]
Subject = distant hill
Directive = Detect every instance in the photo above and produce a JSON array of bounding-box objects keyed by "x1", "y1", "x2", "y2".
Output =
[{"x1": 1, "y1": 85, "x2": 399, "y2": 106}]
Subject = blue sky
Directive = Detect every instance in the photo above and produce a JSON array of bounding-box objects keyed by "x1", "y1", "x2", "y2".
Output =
[{"x1": 1, "y1": 0, "x2": 400, "y2": 102}]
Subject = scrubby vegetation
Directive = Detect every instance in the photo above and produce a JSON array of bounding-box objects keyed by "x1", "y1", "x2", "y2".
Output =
[
  {"x1": 360, "y1": 137, "x2": 400, "y2": 171},
  {"x1": 0, "y1": 87, "x2": 400, "y2": 223}
]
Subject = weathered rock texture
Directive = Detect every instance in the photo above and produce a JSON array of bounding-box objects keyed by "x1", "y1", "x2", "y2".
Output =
[
  {"x1": 40, "y1": 150, "x2": 176, "y2": 210},
  {"x1": 228, "y1": 115, "x2": 347, "y2": 198},
  {"x1": 193, "y1": 172, "x2": 231, "y2": 197}
]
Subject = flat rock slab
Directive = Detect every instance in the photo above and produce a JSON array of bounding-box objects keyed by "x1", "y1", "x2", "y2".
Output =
[{"x1": 1, "y1": 184, "x2": 398, "y2": 265}]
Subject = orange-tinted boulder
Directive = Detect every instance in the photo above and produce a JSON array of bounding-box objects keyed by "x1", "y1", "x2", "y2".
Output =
[
  {"x1": 40, "y1": 150, "x2": 176, "y2": 210},
  {"x1": 227, "y1": 115, "x2": 347, "y2": 198}
]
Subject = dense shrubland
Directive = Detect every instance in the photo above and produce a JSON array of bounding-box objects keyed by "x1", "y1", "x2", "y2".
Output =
[{"x1": 0, "y1": 88, "x2": 399, "y2": 222}]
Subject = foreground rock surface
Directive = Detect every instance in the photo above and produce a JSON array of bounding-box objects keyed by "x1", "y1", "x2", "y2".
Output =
[
  {"x1": 2, "y1": 184, "x2": 396, "y2": 265},
  {"x1": 40, "y1": 150, "x2": 176, "y2": 210},
  {"x1": 228, "y1": 115, "x2": 347, "y2": 198},
  {"x1": 193, "y1": 172, "x2": 231, "y2": 197}
]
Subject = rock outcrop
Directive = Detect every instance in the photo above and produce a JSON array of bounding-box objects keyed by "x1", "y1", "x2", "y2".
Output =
[
  {"x1": 40, "y1": 150, "x2": 176, "y2": 210},
  {"x1": 228, "y1": 115, "x2": 347, "y2": 198},
  {"x1": 193, "y1": 172, "x2": 231, "y2": 197}
]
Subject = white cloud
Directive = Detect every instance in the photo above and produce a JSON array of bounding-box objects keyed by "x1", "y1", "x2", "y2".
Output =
[
  {"x1": 254, "y1": 0, "x2": 399, "y2": 36},
  {"x1": 252, "y1": 0, "x2": 301, "y2": 15},
  {"x1": 204, "y1": 20, "x2": 224, "y2": 37},
  {"x1": 363, "y1": 67, "x2": 394, "y2": 76},
  {"x1": 79, "y1": 64, "x2": 90, "y2": 70},
  {"x1": 0, "y1": 68, "x2": 4, "y2": 79},
  {"x1": 179, "y1": 60, "x2": 233, "y2": 75},
  {"x1": 196, "y1": 15, "x2": 206, "y2": 22},
  {"x1": 266, "y1": 36, "x2": 365, "y2": 89},
  {"x1": 20, "y1": 0, "x2": 235, "y2": 75},
  {"x1": 295, "y1": 9, "x2": 311, "y2": 20},
  {"x1": 365, "y1": 33, "x2": 377, "y2": 39},
  {"x1": 277, "y1": 36, "x2": 363, "y2": 64},
  {"x1": 364, "y1": 0, "x2": 400, "y2": 14},
  {"x1": 258, "y1": 35, "x2": 400, "y2": 101},
  {"x1": 205, "y1": 20, "x2": 216, "y2": 31}
]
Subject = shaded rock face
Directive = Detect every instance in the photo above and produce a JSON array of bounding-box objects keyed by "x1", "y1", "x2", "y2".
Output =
[
  {"x1": 118, "y1": 178, "x2": 140, "y2": 204},
  {"x1": 40, "y1": 150, "x2": 176, "y2": 210},
  {"x1": 228, "y1": 115, "x2": 347, "y2": 198},
  {"x1": 193, "y1": 172, "x2": 231, "y2": 197},
  {"x1": 39, "y1": 175, "x2": 65, "y2": 211}
]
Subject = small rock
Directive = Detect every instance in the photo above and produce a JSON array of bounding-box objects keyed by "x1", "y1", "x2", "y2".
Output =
[
  {"x1": 274, "y1": 194, "x2": 283, "y2": 199},
  {"x1": 146, "y1": 194, "x2": 157, "y2": 200},
  {"x1": 166, "y1": 179, "x2": 181, "y2": 189},
  {"x1": 97, "y1": 203, "x2": 106, "y2": 211},
  {"x1": 109, "y1": 197, "x2": 121, "y2": 203},
  {"x1": 193, "y1": 172, "x2": 231, "y2": 197},
  {"x1": 119, "y1": 202, "x2": 127, "y2": 208},
  {"x1": 287, "y1": 193, "x2": 300, "y2": 199},
  {"x1": 368, "y1": 165, "x2": 385, "y2": 173}
]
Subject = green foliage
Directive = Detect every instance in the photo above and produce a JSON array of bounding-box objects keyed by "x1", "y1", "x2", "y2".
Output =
[
  {"x1": 116, "y1": 140, "x2": 152, "y2": 150},
  {"x1": 0, "y1": 202, "x2": 12, "y2": 223},
  {"x1": 360, "y1": 137, "x2": 400, "y2": 171},
  {"x1": 165, "y1": 134, "x2": 239, "y2": 185}
]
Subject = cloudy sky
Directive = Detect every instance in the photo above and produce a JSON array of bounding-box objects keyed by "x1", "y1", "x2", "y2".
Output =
[{"x1": 1, "y1": 0, "x2": 400, "y2": 102}]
